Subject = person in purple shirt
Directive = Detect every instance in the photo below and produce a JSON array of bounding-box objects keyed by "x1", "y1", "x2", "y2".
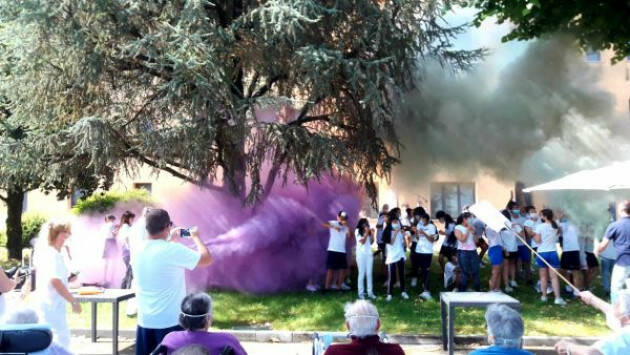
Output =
[
  {"x1": 596, "y1": 200, "x2": 630, "y2": 302},
  {"x1": 158, "y1": 293, "x2": 247, "y2": 355}
]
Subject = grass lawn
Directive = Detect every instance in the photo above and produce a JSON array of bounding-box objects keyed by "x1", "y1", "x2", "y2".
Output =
[{"x1": 66, "y1": 254, "x2": 610, "y2": 336}]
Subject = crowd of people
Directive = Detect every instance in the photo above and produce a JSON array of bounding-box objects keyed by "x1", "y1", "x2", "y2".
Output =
[
  {"x1": 319, "y1": 200, "x2": 629, "y2": 309},
  {"x1": 0, "y1": 199, "x2": 629, "y2": 354}
]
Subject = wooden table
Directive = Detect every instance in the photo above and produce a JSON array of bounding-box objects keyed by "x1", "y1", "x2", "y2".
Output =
[
  {"x1": 440, "y1": 292, "x2": 521, "y2": 355},
  {"x1": 74, "y1": 289, "x2": 135, "y2": 355}
]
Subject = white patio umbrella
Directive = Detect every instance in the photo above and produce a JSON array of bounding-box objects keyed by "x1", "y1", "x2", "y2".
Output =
[{"x1": 523, "y1": 161, "x2": 630, "y2": 193}]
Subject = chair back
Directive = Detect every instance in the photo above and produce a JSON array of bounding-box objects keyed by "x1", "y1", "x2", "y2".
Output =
[{"x1": 0, "y1": 324, "x2": 53, "y2": 354}]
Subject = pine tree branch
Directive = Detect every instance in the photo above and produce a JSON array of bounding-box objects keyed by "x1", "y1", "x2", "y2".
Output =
[
  {"x1": 0, "y1": 194, "x2": 6, "y2": 203},
  {"x1": 121, "y1": 89, "x2": 165, "y2": 128},
  {"x1": 251, "y1": 74, "x2": 286, "y2": 98}
]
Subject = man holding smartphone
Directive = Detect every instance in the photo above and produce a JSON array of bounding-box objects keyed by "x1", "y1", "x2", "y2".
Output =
[{"x1": 134, "y1": 209, "x2": 212, "y2": 355}]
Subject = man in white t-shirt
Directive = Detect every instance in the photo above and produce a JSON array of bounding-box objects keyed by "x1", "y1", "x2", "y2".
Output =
[
  {"x1": 323, "y1": 211, "x2": 352, "y2": 291},
  {"x1": 134, "y1": 209, "x2": 212, "y2": 355},
  {"x1": 558, "y1": 215, "x2": 584, "y2": 296}
]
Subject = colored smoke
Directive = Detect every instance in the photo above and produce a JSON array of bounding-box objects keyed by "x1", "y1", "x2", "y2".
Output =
[{"x1": 71, "y1": 175, "x2": 364, "y2": 294}]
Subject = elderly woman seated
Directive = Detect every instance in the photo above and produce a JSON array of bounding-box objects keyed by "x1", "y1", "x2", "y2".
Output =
[
  {"x1": 324, "y1": 300, "x2": 404, "y2": 355},
  {"x1": 156, "y1": 293, "x2": 246, "y2": 355},
  {"x1": 554, "y1": 290, "x2": 630, "y2": 355},
  {"x1": 470, "y1": 304, "x2": 533, "y2": 355},
  {"x1": 2, "y1": 307, "x2": 73, "y2": 355}
]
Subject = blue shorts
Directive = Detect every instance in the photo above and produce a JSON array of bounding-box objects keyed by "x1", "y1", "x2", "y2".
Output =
[
  {"x1": 518, "y1": 245, "x2": 531, "y2": 262},
  {"x1": 535, "y1": 251, "x2": 560, "y2": 269},
  {"x1": 488, "y1": 245, "x2": 504, "y2": 266}
]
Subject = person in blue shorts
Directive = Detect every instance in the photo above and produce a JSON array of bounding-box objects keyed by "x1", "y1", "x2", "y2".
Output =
[
  {"x1": 485, "y1": 227, "x2": 504, "y2": 292},
  {"x1": 532, "y1": 209, "x2": 567, "y2": 306}
]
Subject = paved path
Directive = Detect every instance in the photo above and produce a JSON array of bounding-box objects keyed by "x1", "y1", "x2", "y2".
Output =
[{"x1": 69, "y1": 335, "x2": 556, "y2": 355}]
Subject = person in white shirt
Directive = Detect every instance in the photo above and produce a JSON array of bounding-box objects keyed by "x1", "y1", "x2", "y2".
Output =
[
  {"x1": 126, "y1": 207, "x2": 151, "y2": 316},
  {"x1": 101, "y1": 214, "x2": 118, "y2": 288},
  {"x1": 444, "y1": 254, "x2": 461, "y2": 291},
  {"x1": 355, "y1": 218, "x2": 376, "y2": 300},
  {"x1": 485, "y1": 227, "x2": 505, "y2": 293},
  {"x1": 454, "y1": 212, "x2": 481, "y2": 292},
  {"x1": 134, "y1": 208, "x2": 212, "y2": 355},
  {"x1": 533, "y1": 209, "x2": 567, "y2": 306},
  {"x1": 119, "y1": 210, "x2": 136, "y2": 289},
  {"x1": 382, "y1": 214, "x2": 409, "y2": 301},
  {"x1": 323, "y1": 211, "x2": 352, "y2": 291},
  {"x1": 437, "y1": 211, "x2": 457, "y2": 272},
  {"x1": 501, "y1": 210, "x2": 519, "y2": 292},
  {"x1": 520, "y1": 205, "x2": 537, "y2": 285},
  {"x1": 558, "y1": 214, "x2": 584, "y2": 296},
  {"x1": 414, "y1": 213, "x2": 437, "y2": 300},
  {"x1": 555, "y1": 290, "x2": 630, "y2": 355},
  {"x1": 409, "y1": 207, "x2": 426, "y2": 288},
  {"x1": 33, "y1": 220, "x2": 82, "y2": 350},
  {"x1": 507, "y1": 202, "x2": 527, "y2": 287}
]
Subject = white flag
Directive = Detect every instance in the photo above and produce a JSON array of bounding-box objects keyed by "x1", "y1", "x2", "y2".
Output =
[{"x1": 469, "y1": 201, "x2": 511, "y2": 232}]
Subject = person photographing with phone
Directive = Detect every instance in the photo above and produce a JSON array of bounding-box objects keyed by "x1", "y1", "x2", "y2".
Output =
[
  {"x1": 323, "y1": 211, "x2": 352, "y2": 291},
  {"x1": 134, "y1": 209, "x2": 212, "y2": 355}
]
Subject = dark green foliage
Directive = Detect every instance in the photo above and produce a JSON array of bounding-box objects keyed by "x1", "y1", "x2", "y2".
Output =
[
  {"x1": 71, "y1": 189, "x2": 154, "y2": 215},
  {"x1": 469, "y1": 0, "x2": 630, "y2": 62},
  {"x1": 0, "y1": 213, "x2": 46, "y2": 250}
]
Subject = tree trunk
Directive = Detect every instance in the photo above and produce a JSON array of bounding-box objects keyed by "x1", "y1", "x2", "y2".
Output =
[{"x1": 5, "y1": 188, "x2": 24, "y2": 261}]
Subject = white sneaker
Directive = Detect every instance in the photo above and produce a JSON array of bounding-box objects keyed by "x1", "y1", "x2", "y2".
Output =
[
  {"x1": 540, "y1": 295, "x2": 548, "y2": 302},
  {"x1": 546, "y1": 287, "x2": 553, "y2": 295},
  {"x1": 394, "y1": 281, "x2": 401, "y2": 288},
  {"x1": 504, "y1": 286, "x2": 514, "y2": 293},
  {"x1": 330, "y1": 284, "x2": 338, "y2": 290},
  {"x1": 340, "y1": 283, "x2": 352, "y2": 291},
  {"x1": 411, "y1": 278, "x2": 418, "y2": 287},
  {"x1": 401, "y1": 292, "x2": 410, "y2": 300},
  {"x1": 368, "y1": 294, "x2": 377, "y2": 300},
  {"x1": 386, "y1": 295, "x2": 393, "y2": 302},
  {"x1": 419, "y1": 291, "x2": 432, "y2": 300},
  {"x1": 306, "y1": 284, "x2": 318, "y2": 292},
  {"x1": 554, "y1": 298, "x2": 567, "y2": 306},
  {"x1": 509, "y1": 280, "x2": 518, "y2": 287}
]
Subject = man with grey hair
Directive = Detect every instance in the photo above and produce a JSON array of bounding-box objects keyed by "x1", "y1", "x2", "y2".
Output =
[
  {"x1": 324, "y1": 300, "x2": 404, "y2": 355},
  {"x1": 470, "y1": 304, "x2": 533, "y2": 355},
  {"x1": 554, "y1": 290, "x2": 630, "y2": 355}
]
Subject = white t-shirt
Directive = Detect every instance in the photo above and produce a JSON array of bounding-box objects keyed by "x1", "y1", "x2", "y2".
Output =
[
  {"x1": 441, "y1": 223, "x2": 456, "y2": 248},
  {"x1": 355, "y1": 229, "x2": 373, "y2": 256},
  {"x1": 559, "y1": 221, "x2": 580, "y2": 252},
  {"x1": 455, "y1": 225, "x2": 475, "y2": 251},
  {"x1": 119, "y1": 224, "x2": 132, "y2": 250},
  {"x1": 511, "y1": 217, "x2": 526, "y2": 246},
  {"x1": 524, "y1": 219, "x2": 539, "y2": 247},
  {"x1": 534, "y1": 223, "x2": 559, "y2": 253},
  {"x1": 416, "y1": 223, "x2": 437, "y2": 254},
  {"x1": 444, "y1": 261, "x2": 457, "y2": 288},
  {"x1": 134, "y1": 239, "x2": 201, "y2": 328},
  {"x1": 594, "y1": 326, "x2": 630, "y2": 355},
  {"x1": 129, "y1": 217, "x2": 148, "y2": 263},
  {"x1": 34, "y1": 246, "x2": 69, "y2": 309},
  {"x1": 501, "y1": 229, "x2": 518, "y2": 252},
  {"x1": 385, "y1": 229, "x2": 407, "y2": 264},
  {"x1": 327, "y1": 221, "x2": 348, "y2": 253},
  {"x1": 485, "y1": 228, "x2": 502, "y2": 248}
]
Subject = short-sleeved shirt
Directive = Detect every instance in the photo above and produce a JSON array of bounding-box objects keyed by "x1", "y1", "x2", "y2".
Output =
[
  {"x1": 511, "y1": 217, "x2": 526, "y2": 246},
  {"x1": 416, "y1": 223, "x2": 437, "y2": 254},
  {"x1": 485, "y1": 228, "x2": 502, "y2": 248},
  {"x1": 501, "y1": 229, "x2": 518, "y2": 252},
  {"x1": 469, "y1": 345, "x2": 534, "y2": 355},
  {"x1": 327, "y1": 221, "x2": 349, "y2": 253},
  {"x1": 161, "y1": 330, "x2": 248, "y2": 355},
  {"x1": 594, "y1": 327, "x2": 630, "y2": 355},
  {"x1": 524, "y1": 219, "x2": 539, "y2": 248},
  {"x1": 134, "y1": 239, "x2": 201, "y2": 328},
  {"x1": 559, "y1": 221, "x2": 580, "y2": 252},
  {"x1": 534, "y1": 223, "x2": 558, "y2": 253},
  {"x1": 34, "y1": 246, "x2": 69, "y2": 309},
  {"x1": 442, "y1": 223, "x2": 456, "y2": 248},
  {"x1": 384, "y1": 229, "x2": 407, "y2": 264},
  {"x1": 355, "y1": 229, "x2": 372, "y2": 255},
  {"x1": 455, "y1": 225, "x2": 476, "y2": 251},
  {"x1": 604, "y1": 217, "x2": 630, "y2": 266}
]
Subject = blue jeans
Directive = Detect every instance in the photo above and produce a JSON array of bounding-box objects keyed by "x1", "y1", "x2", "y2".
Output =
[
  {"x1": 601, "y1": 257, "x2": 615, "y2": 294},
  {"x1": 458, "y1": 250, "x2": 480, "y2": 291}
]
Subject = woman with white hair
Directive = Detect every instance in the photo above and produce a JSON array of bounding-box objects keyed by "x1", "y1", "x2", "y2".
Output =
[
  {"x1": 33, "y1": 220, "x2": 82, "y2": 350},
  {"x1": 470, "y1": 304, "x2": 533, "y2": 355},
  {"x1": 554, "y1": 290, "x2": 630, "y2": 355},
  {"x1": 157, "y1": 293, "x2": 246, "y2": 354},
  {"x1": 324, "y1": 300, "x2": 405, "y2": 355}
]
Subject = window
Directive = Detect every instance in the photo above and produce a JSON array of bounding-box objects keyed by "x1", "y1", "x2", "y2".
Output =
[
  {"x1": 133, "y1": 183, "x2": 152, "y2": 193},
  {"x1": 430, "y1": 182, "x2": 475, "y2": 218},
  {"x1": 70, "y1": 189, "x2": 87, "y2": 207},
  {"x1": 585, "y1": 50, "x2": 601, "y2": 62}
]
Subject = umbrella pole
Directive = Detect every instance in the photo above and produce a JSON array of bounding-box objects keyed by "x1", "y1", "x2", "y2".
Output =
[{"x1": 505, "y1": 225, "x2": 581, "y2": 295}]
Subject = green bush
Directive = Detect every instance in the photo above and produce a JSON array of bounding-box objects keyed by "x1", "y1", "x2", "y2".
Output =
[
  {"x1": 71, "y1": 189, "x2": 154, "y2": 215},
  {"x1": 0, "y1": 213, "x2": 47, "y2": 250}
]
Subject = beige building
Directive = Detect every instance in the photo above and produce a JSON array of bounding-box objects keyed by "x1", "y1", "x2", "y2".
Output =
[{"x1": 2, "y1": 50, "x2": 629, "y2": 222}]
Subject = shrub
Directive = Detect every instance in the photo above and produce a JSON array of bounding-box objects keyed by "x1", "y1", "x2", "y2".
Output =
[
  {"x1": 0, "y1": 213, "x2": 47, "y2": 250},
  {"x1": 71, "y1": 189, "x2": 154, "y2": 215}
]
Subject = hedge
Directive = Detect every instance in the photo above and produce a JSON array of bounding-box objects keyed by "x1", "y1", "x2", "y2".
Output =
[{"x1": 71, "y1": 189, "x2": 154, "y2": 215}]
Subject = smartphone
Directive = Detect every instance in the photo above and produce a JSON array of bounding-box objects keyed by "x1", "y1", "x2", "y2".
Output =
[{"x1": 180, "y1": 228, "x2": 191, "y2": 238}]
